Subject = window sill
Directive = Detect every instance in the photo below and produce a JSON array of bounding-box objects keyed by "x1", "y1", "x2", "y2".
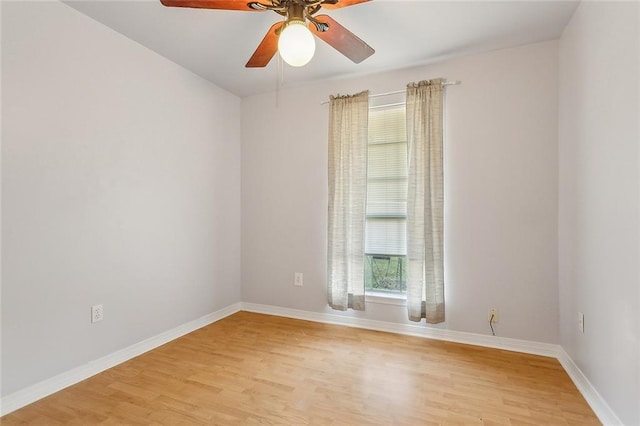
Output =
[{"x1": 365, "y1": 291, "x2": 407, "y2": 306}]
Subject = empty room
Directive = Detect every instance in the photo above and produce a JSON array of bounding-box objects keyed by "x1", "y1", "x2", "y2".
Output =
[{"x1": 1, "y1": 0, "x2": 638, "y2": 424}]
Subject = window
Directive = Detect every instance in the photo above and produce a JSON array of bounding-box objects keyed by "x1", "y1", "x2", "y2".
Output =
[
  {"x1": 327, "y1": 81, "x2": 444, "y2": 321},
  {"x1": 364, "y1": 103, "x2": 407, "y2": 294}
]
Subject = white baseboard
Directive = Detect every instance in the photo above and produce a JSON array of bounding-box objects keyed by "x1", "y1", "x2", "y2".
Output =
[
  {"x1": 240, "y1": 302, "x2": 561, "y2": 358},
  {"x1": 1, "y1": 301, "x2": 621, "y2": 426},
  {"x1": 0, "y1": 302, "x2": 242, "y2": 417},
  {"x1": 240, "y1": 302, "x2": 620, "y2": 425},
  {"x1": 557, "y1": 349, "x2": 622, "y2": 426}
]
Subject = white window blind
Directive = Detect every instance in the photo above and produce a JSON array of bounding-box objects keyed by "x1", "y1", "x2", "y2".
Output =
[{"x1": 365, "y1": 104, "x2": 407, "y2": 256}]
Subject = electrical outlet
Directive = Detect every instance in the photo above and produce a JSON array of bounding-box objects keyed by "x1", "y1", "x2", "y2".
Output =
[
  {"x1": 488, "y1": 308, "x2": 499, "y2": 323},
  {"x1": 578, "y1": 312, "x2": 584, "y2": 333},
  {"x1": 91, "y1": 304, "x2": 104, "y2": 323},
  {"x1": 294, "y1": 272, "x2": 303, "y2": 287}
]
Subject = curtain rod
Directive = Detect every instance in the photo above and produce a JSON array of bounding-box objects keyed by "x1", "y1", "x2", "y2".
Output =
[{"x1": 320, "y1": 80, "x2": 461, "y2": 105}]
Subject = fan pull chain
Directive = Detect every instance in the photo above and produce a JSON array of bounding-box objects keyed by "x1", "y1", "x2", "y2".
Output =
[{"x1": 275, "y1": 53, "x2": 285, "y2": 108}]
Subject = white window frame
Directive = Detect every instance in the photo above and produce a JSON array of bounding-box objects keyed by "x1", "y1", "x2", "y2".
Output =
[{"x1": 364, "y1": 93, "x2": 408, "y2": 303}]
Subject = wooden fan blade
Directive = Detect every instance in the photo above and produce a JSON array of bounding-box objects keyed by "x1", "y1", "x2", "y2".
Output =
[
  {"x1": 246, "y1": 22, "x2": 283, "y2": 67},
  {"x1": 321, "y1": 0, "x2": 371, "y2": 10},
  {"x1": 160, "y1": 0, "x2": 262, "y2": 11},
  {"x1": 309, "y1": 15, "x2": 374, "y2": 64}
]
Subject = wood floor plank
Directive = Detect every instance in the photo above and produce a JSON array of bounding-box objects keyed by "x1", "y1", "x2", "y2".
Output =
[{"x1": 1, "y1": 312, "x2": 600, "y2": 425}]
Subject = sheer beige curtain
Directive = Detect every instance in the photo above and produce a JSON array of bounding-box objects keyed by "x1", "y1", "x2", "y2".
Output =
[
  {"x1": 406, "y1": 79, "x2": 445, "y2": 323},
  {"x1": 327, "y1": 91, "x2": 369, "y2": 311}
]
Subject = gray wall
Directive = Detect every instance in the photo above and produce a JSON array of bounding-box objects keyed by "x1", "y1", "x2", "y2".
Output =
[
  {"x1": 558, "y1": 2, "x2": 640, "y2": 424},
  {"x1": 241, "y1": 41, "x2": 560, "y2": 344},
  {"x1": 1, "y1": 1, "x2": 242, "y2": 396}
]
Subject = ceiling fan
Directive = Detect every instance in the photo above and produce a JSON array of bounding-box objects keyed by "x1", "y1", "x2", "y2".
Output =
[{"x1": 160, "y1": 0, "x2": 375, "y2": 67}]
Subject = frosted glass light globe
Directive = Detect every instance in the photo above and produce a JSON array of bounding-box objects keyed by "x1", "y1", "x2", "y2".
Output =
[{"x1": 278, "y1": 21, "x2": 315, "y2": 67}]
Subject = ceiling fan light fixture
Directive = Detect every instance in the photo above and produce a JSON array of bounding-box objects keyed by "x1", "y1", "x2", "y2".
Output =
[{"x1": 278, "y1": 20, "x2": 316, "y2": 67}]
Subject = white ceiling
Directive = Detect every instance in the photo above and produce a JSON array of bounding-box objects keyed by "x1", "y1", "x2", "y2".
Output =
[{"x1": 63, "y1": 0, "x2": 579, "y2": 97}]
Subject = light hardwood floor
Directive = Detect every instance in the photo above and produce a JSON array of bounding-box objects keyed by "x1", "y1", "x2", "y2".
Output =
[{"x1": 2, "y1": 311, "x2": 599, "y2": 425}]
